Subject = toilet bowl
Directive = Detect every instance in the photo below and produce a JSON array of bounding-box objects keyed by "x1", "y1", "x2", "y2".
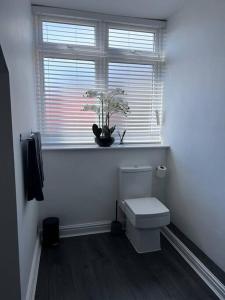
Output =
[{"x1": 118, "y1": 166, "x2": 170, "y2": 253}]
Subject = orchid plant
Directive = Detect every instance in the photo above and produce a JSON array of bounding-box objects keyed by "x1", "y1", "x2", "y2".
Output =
[{"x1": 83, "y1": 88, "x2": 130, "y2": 139}]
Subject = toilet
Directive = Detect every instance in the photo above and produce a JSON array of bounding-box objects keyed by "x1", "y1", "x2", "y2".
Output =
[{"x1": 118, "y1": 166, "x2": 170, "y2": 253}]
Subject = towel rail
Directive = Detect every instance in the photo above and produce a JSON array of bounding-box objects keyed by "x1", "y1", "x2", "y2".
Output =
[{"x1": 20, "y1": 131, "x2": 35, "y2": 142}]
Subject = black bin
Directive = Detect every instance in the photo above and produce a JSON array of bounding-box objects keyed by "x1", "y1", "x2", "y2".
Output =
[{"x1": 42, "y1": 217, "x2": 59, "y2": 247}]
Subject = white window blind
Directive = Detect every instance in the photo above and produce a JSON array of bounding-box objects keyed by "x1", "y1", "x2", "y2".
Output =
[
  {"x1": 108, "y1": 28, "x2": 155, "y2": 52},
  {"x1": 42, "y1": 22, "x2": 96, "y2": 46},
  {"x1": 108, "y1": 62, "x2": 161, "y2": 143},
  {"x1": 34, "y1": 7, "x2": 165, "y2": 145},
  {"x1": 43, "y1": 58, "x2": 96, "y2": 143}
]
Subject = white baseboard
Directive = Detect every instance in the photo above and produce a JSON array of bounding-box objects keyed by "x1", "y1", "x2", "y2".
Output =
[
  {"x1": 25, "y1": 236, "x2": 42, "y2": 300},
  {"x1": 162, "y1": 226, "x2": 225, "y2": 300},
  {"x1": 60, "y1": 220, "x2": 111, "y2": 238}
]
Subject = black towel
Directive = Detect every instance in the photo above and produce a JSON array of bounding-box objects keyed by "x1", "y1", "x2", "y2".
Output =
[{"x1": 23, "y1": 132, "x2": 44, "y2": 201}]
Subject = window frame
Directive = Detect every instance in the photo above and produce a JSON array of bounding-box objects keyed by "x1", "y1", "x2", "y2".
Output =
[
  {"x1": 37, "y1": 15, "x2": 101, "y2": 55},
  {"x1": 33, "y1": 6, "x2": 166, "y2": 145}
]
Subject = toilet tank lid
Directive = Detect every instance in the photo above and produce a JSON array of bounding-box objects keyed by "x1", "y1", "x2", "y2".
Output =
[{"x1": 119, "y1": 166, "x2": 152, "y2": 173}]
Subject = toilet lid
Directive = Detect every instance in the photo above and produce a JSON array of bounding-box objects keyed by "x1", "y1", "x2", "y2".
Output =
[{"x1": 124, "y1": 197, "x2": 169, "y2": 217}]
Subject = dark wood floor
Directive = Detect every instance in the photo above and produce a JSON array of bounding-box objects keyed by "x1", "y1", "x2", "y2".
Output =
[{"x1": 35, "y1": 233, "x2": 218, "y2": 300}]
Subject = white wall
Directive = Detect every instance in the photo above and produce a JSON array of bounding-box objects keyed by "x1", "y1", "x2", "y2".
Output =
[
  {"x1": 0, "y1": 0, "x2": 39, "y2": 299},
  {"x1": 164, "y1": 0, "x2": 225, "y2": 272},
  {"x1": 40, "y1": 148, "x2": 168, "y2": 226},
  {"x1": 32, "y1": 0, "x2": 185, "y2": 19}
]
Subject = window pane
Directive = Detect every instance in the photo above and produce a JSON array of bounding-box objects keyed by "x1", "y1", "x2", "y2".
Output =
[
  {"x1": 108, "y1": 62, "x2": 161, "y2": 143},
  {"x1": 42, "y1": 21, "x2": 96, "y2": 46},
  {"x1": 109, "y1": 28, "x2": 155, "y2": 52},
  {"x1": 42, "y1": 58, "x2": 96, "y2": 144}
]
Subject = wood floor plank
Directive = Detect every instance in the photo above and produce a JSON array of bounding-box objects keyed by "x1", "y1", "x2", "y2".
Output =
[{"x1": 35, "y1": 233, "x2": 218, "y2": 300}]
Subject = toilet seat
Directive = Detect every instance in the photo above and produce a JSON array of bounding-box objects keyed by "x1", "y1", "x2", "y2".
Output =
[{"x1": 124, "y1": 197, "x2": 170, "y2": 229}]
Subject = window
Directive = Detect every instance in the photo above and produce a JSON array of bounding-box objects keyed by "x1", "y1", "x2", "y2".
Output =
[{"x1": 34, "y1": 8, "x2": 165, "y2": 145}]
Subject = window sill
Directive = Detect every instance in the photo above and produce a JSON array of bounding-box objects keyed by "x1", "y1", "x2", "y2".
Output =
[{"x1": 42, "y1": 143, "x2": 170, "y2": 151}]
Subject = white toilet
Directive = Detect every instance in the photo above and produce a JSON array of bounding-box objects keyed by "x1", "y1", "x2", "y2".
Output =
[{"x1": 118, "y1": 166, "x2": 170, "y2": 253}]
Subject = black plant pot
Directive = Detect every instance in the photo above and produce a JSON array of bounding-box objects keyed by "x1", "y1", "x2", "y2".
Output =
[{"x1": 95, "y1": 136, "x2": 115, "y2": 147}]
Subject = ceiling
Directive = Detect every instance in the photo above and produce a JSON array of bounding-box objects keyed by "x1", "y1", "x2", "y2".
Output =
[{"x1": 31, "y1": 0, "x2": 185, "y2": 20}]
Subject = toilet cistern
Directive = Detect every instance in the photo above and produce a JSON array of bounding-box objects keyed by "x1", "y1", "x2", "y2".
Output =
[{"x1": 118, "y1": 166, "x2": 170, "y2": 253}]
